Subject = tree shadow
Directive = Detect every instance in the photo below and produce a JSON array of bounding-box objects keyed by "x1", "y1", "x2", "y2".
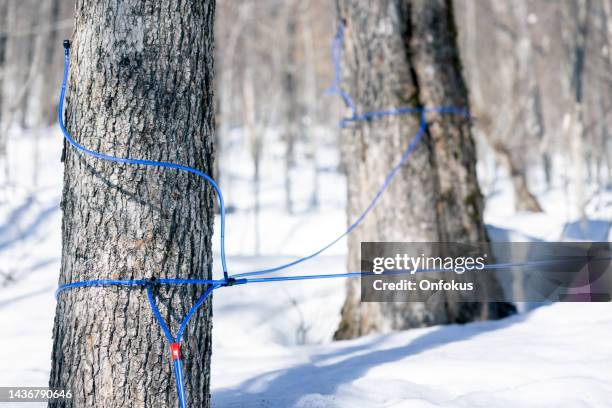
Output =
[
  {"x1": 486, "y1": 224, "x2": 545, "y2": 243},
  {"x1": 0, "y1": 285, "x2": 54, "y2": 309},
  {"x1": 561, "y1": 219, "x2": 610, "y2": 241},
  {"x1": 213, "y1": 312, "x2": 528, "y2": 407},
  {"x1": 1, "y1": 257, "x2": 59, "y2": 287},
  {"x1": 0, "y1": 200, "x2": 58, "y2": 252},
  {"x1": 0, "y1": 195, "x2": 35, "y2": 238}
]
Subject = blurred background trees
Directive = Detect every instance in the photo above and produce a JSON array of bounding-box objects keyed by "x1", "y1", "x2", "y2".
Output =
[
  {"x1": 212, "y1": 0, "x2": 612, "y2": 251},
  {"x1": 2, "y1": 0, "x2": 610, "y2": 221},
  {"x1": 214, "y1": 0, "x2": 337, "y2": 252},
  {"x1": 456, "y1": 0, "x2": 611, "y2": 219},
  {"x1": 0, "y1": 0, "x2": 72, "y2": 185},
  {"x1": 1, "y1": 0, "x2": 611, "y2": 334}
]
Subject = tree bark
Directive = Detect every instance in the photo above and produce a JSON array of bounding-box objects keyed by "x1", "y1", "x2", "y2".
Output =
[
  {"x1": 335, "y1": 0, "x2": 514, "y2": 340},
  {"x1": 49, "y1": 1, "x2": 216, "y2": 407}
]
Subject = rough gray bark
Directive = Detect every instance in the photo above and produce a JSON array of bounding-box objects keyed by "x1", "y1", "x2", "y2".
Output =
[
  {"x1": 335, "y1": 0, "x2": 514, "y2": 340},
  {"x1": 49, "y1": 1, "x2": 216, "y2": 407}
]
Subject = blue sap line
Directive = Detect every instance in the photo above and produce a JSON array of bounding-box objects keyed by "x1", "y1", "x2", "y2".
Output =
[
  {"x1": 55, "y1": 18, "x2": 472, "y2": 406},
  {"x1": 58, "y1": 42, "x2": 229, "y2": 282},
  {"x1": 233, "y1": 106, "x2": 469, "y2": 279}
]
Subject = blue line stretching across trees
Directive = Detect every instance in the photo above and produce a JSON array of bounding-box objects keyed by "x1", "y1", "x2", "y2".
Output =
[{"x1": 54, "y1": 24, "x2": 484, "y2": 408}]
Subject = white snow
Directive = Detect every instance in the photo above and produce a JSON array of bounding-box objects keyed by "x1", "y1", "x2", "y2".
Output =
[
  {"x1": 213, "y1": 302, "x2": 612, "y2": 408},
  {"x1": 0, "y1": 125, "x2": 611, "y2": 407}
]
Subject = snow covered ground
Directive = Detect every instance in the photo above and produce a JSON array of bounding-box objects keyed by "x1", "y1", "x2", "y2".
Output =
[{"x1": 0, "y1": 126, "x2": 611, "y2": 407}]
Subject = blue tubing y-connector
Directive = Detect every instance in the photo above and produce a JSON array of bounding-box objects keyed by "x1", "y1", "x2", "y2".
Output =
[{"x1": 145, "y1": 280, "x2": 219, "y2": 408}]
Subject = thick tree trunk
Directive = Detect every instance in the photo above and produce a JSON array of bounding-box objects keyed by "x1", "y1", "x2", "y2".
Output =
[
  {"x1": 335, "y1": 0, "x2": 514, "y2": 340},
  {"x1": 49, "y1": 1, "x2": 216, "y2": 407}
]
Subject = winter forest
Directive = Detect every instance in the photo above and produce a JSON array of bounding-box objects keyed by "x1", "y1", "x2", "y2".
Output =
[{"x1": 0, "y1": 0, "x2": 611, "y2": 407}]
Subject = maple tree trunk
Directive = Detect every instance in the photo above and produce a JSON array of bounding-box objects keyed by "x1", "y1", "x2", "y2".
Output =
[
  {"x1": 335, "y1": 0, "x2": 515, "y2": 340},
  {"x1": 49, "y1": 1, "x2": 216, "y2": 406}
]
